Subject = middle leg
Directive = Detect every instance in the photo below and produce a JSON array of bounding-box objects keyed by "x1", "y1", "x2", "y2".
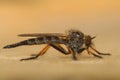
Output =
[
  {"x1": 50, "y1": 44, "x2": 71, "y2": 55},
  {"x1": 50, "y1": 44, "x2": 77, "y2": 60}
]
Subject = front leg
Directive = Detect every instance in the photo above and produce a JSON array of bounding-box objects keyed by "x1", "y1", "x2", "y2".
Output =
[
  {"x1": 86, "y1": 49, "x2": 103, "y2": 58},
  {"x1": 90, "y1": 46, "x2": 111, "y2": 55}
]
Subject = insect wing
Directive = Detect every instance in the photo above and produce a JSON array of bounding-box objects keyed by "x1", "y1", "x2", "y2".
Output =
[{"x1": 18, "y1": 33, "x2": 66, "y2": 37}]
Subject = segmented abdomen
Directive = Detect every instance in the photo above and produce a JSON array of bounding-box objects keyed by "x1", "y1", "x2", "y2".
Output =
[
  {"x1": 3, "y1": 36, "x2": 66, "y2": 48},
  {"x1": 27, "y1": 36, "x2": 64, "y2": 45}
]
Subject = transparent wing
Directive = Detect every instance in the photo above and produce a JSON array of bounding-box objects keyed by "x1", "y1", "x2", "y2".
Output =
[{"x1": 18, "y1": 33, "x2": 66, "y2": 37}]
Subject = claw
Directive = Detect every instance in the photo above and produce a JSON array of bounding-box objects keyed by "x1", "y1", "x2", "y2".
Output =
[
  {"x1": 93, "y1": 54, "x2": 103, "y2": 58},
  {"x1": 20, "y1": 56, "x2": 38, "y2": 61},
  {"x1": 98, "y1": 53, "x2": 111, "y2": 55}
]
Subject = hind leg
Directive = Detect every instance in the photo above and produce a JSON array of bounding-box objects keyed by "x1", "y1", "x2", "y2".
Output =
[
  {"x1": 20, "y1": 45, "x2": 50, "y2": 61},
  {"x1": 20, "y1": 44, "x2": 72, "y2": 61}
]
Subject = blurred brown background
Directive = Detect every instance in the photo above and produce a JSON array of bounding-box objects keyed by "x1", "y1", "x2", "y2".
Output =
[{"x1": 0, "y1": 0, "x2": 120, "y2": 80}]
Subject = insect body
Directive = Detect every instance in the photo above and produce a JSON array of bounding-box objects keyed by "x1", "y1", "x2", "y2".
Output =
[{"x1": 3, "y1": 29, "x2": 111, "y2": 61}]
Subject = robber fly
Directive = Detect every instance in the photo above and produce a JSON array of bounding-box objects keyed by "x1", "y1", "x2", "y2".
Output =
[{"x1": 3, "y1": 29, "x2": 111, "y2": 61}]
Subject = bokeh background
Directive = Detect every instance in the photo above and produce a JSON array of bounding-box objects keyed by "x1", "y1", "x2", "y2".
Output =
[{"x1": 0, "y1": 0, "x2": 120, "y2": 80}]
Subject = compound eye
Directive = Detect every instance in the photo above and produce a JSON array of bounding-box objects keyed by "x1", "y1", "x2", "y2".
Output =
[
  {"x1": 79, "y1": 33, "x2": 84, "y2": 38},
  {"x1": 71, "y1": 32, "x2": 77, "y2": 37}
]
